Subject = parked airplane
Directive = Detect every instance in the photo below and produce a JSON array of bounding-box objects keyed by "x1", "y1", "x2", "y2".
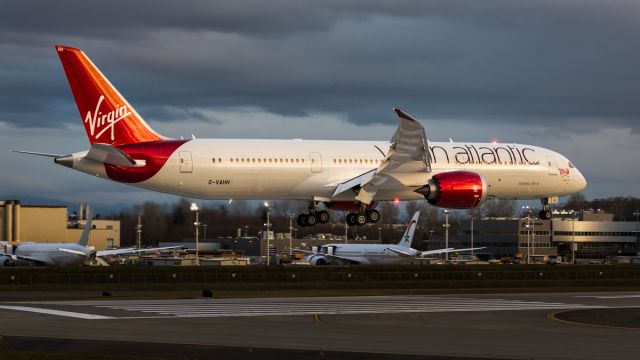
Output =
[
  {"x1": 0, "y1": 212, "x2": 182, "y2": 266},
  {"x1": 16, "y1": 45, "x2": 586, "y2": 227},
  {"x1": 300, "y1": 211, "x2": 483, "y2": 265}
]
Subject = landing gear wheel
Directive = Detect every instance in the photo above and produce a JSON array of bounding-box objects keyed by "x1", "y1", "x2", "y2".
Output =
[
  {"x1": 539, "y1": 209, "x2": 552, "y2": 220},
  {"x1": 366, "y1": 209, "x2": 380, "y2": 223},
  {"x1": 346, "y1": 213, "x2": 358, "y2": 226},
  {"x1": 297, "y1": 214, "x2": 309, "y2": 227},
  {"x1": 306, "y1": 214, "x2": 318, "y2": 227},
  {"x1": 317, "y1": 210, "x2": 330, "y2": 224},
  {"x1": 355, "y1": 213, "x2": 368, "y2": 226}
]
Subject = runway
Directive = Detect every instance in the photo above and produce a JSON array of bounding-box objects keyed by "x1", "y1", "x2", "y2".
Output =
[
  {"x1": 1, "y1": 291, "x2": 639, "y2": 359},
  {"x1": 5, "y1": 295, "x2": 603, "y2": 319}
]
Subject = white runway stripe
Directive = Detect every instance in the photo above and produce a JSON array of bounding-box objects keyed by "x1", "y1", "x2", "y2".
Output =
[
  {"x1": 93, "y1": 297, "x2": 601, "y2": 318},
  {"x1": 0, "y1": 305, "x2": 113, "y2": 320}
]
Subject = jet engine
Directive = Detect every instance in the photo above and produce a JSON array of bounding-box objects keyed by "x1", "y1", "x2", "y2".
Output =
[
  {"x1": 0, "y1": 255, "x2": 16, "y2": 266},
  {"x1": 415, "y1": 171, "x2": 487, "y2": 209},
  {"x1": 308, "y1": 255, "x2": 328, "y2": 265}
]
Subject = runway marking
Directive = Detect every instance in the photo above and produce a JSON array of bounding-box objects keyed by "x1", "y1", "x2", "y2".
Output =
[
  {"x1": 0, "y1": 305, "x2": 113, "y2": 320},
  {"x1": 6, "y1": 296, "x2": 604, "y2": 320},
  {"x1": 548, "y1": 310, "x2": 640, "y2": 331},
  {"x1": 91, "y1": 297, "x2": 601, "y2": 319},
  {"x1": 575, "y1": 295, "x2": 640, "y2": 299}
]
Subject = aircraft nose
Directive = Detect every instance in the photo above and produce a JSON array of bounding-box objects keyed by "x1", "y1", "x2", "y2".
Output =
[{"x1": 574, "y1": 169, "x2": 587, "y2": 192}]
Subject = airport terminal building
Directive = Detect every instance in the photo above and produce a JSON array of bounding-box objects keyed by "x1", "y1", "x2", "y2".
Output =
[
  {"x1": 427, "y1": 211, "x2": 639, "y2": 262},
  {"x1": 0, "y1": 200, "x2": 120, "y2": 251}
]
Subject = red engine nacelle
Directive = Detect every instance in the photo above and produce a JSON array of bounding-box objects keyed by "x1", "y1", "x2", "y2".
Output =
[{"x1": 415, "y1": 171, "x2": 487, "y2": 209}]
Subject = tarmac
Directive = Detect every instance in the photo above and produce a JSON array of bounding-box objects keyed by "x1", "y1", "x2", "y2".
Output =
[{"x1": 0, "y1": 291, "x2": 639, "y2": 359}]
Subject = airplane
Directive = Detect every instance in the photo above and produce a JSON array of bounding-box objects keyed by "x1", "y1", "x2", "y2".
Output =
[
  {"x1": 299, "y1": 211, "x2": 484, "y2": 265},
  {"x1": 0, "y1": 211, "x2": 182, "y2": 266},
  {"x1": 16, "y1": 45, "x2": 587, "y2": 227}
]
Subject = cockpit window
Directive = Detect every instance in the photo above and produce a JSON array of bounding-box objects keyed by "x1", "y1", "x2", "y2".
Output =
[{"x1": 568, "y1": 161, "x2": 575, "y2": 168}]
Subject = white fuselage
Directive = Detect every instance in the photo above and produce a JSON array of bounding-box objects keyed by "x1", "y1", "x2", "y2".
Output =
[
  {"x1": 312, "y1": 243, "x2": 421, "y2": 265},
  {"x1": 1, "y1": 242, "x2": 91, "y2": 266},
  {"x1": 69, "y1": 139, "x2": 586, "y2": 201}
]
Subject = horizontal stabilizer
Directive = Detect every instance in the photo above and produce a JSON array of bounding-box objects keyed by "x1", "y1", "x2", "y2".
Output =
[
  {"x1": 85, "y1": 143, "x2": 137, "y2": 167},
  {"x1": 13, "y1": 150, "x2": 65, "y2": 158}
]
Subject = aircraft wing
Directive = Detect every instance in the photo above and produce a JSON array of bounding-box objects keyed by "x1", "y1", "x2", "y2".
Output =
[
  {"x1": 385, "y1": 247, "x2": 415, "y2": 257},
  {"x1": 96, "y1": 245, "x2": 184, "y2": 257},
  {"x1": 333, "y1": 108, "x2": 431, "y2": 203},
  {"x1": 418, "y1": 247, "x2": 485, "y2": 257},
  {"x1": 57, "y1": 248, "x2": 89, "y2": 256},
  {"x1": 295, "y1": 249, "x2": 363, "y2": 264}
]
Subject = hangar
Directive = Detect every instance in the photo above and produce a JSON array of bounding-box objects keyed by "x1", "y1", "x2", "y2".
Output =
[{"x1": 0, "y1": 200, "x2": 120, "y2": 251}]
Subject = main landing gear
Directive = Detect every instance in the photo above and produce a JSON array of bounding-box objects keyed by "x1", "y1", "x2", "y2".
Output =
[
  {"x1": 345, "y1": 209, "x2": 380, "y2": 227},
  {"x1": 295, "y1": 202, "x2": 381, "y2": 227},
  {"x1": 297, "y1": 209, "x2": 330, "y2": 227}
]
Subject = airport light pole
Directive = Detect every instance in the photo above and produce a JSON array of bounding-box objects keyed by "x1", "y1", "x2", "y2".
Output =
[
  {"x1": 443, "y1": 210, "x2": 451, "y2": 262},
  {"x1": 288, "y1": 212, "x2": 294, "y2": 257},
  {"x1": 135, "y1": 210, "x2": 143, "y2": 250},
  {"x1": 345, "y1": 220, "x2": 348, "y2": 244},
  {"x1": 264, "y1": 202, "x2": 271, "y2": 265},
  {"x1": 190, "y1": 203, "x2": 200, "y2": 266},
  {"x1": 522, "y1": 206, "x2": 534, "y2": 264},
  {"x1": 470, "y1": 212, "x2": 474, "y2": 259},
  {"x1": 634, "y1": 210, "x2": 640, "y2": 256},
  {"x1": 572, "y1": 212, "x2": 577, "y2": 264}
]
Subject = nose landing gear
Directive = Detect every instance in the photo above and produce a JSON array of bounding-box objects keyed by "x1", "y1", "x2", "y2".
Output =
[{"x1": 539, "y1": 197, "x2": 558, "y2": 220}]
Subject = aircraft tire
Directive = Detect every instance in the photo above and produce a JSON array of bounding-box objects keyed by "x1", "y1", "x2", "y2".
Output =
[
  {"x1": 539, "y1": 210, "x2": 552, "y2": 220},
  {"x1": 366, "y1": 209, "x2": 380, "y2": 223},
  {"x1": 355, "y1": 213, "x2": 368, "y2": 226},
  {"x1": 307, "y1": 214, "x2": 318, "y2": 226},
  {"x1": 297, "y1": 214, "x2": 309, "y2": 227},
  {"x1": 346, "y1": 213, "x2": 357, "y2": 226},
  {"x1": 317, "y1": 210, "x2": 330, "y2": 224}
]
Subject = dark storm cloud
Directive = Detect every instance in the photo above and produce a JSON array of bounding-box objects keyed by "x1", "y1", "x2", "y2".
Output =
[{"x1": 1, "y1": 0, "x2": 640, "y2": 131}]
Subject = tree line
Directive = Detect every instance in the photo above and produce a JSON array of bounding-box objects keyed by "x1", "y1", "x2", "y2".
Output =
[{"x1": 108, "y1": 194, "x2": 638, "y2": 247}]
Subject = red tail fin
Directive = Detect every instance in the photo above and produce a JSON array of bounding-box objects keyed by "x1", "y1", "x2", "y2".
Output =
[{"x1": 56, "y1": 45, "x2": 166, "y2": 146}]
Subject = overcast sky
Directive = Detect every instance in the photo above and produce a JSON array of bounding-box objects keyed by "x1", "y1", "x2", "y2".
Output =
[{"x1": 1, "y1": 0, "x2": 639, "y2": 213}]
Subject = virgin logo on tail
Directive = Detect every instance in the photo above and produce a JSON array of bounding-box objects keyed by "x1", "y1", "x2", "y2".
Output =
[{"x1": 84, "y1": 95, "x2": 132, "y2": 141}]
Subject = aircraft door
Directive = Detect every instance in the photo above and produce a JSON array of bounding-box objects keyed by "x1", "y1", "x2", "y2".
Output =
[
  {"x1": 179, "y1": 151, "x2": 193, "y2": 173},
  {"x1": 546, "y1": 156, "x2": 558, "y2": 175},
  {"x1": 309, "y1": 152, "x2": 322, "y2": 173}
]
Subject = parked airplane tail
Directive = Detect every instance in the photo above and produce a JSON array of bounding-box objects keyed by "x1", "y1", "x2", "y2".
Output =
[
  {"x1": 397, "y1": 211, "x2": 420, "y2": 248},
  {"x1": 56, "y1": 45, "x2": 166, "y2": 146},
  {"x1": 77, "y1": 208, "x2": 93, "y2": 247}
]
